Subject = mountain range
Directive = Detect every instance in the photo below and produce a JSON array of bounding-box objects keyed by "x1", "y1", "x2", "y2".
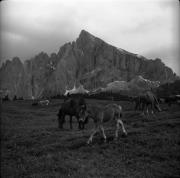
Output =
[{"x1": 0, "y1": 30, "x2": 178, "y2": 99}]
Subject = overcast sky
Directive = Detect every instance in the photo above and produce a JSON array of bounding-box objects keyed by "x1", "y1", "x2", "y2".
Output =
[{"x1": 0, "y1": 0, "x2": 179, "y2": 75}]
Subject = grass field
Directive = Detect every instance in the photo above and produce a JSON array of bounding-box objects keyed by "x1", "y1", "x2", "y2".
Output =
[{"x1": 1, "y1": 99, "x2": 180, "y2": 178}]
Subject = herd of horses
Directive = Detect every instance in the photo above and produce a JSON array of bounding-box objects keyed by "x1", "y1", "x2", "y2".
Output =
[{"x1": 57, "y1": 90, "x2": 164, "y2": 144}]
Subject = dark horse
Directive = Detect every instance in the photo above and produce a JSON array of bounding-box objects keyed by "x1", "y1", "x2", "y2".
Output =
[{"x1": 57, "y1": 97, "x2": 86, "y2": 130}]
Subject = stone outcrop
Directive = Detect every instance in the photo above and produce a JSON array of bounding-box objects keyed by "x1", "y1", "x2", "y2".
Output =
[
  {"x1": 0, "y1": 30, "x2": 178, "y2": 99},
  {"x1": 0, "y1": 57, "x2": 25, "y2": 99}
]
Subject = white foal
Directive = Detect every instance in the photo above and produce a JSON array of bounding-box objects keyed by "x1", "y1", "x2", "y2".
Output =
[{"x1": 79, "y1": 104, "x2": 127, "y2": 144}]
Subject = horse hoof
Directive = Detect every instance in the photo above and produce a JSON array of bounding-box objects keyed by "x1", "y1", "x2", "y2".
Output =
[{"x1": 87, "y1": 139, "x2": 92, "y2": 145}]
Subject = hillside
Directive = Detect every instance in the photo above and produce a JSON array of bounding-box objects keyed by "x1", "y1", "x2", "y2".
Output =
[{"x1": 0, "y1": 30, "x2": 177, "y2": 99}]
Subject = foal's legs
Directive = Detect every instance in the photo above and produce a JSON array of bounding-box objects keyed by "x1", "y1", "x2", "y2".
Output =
[
  {"x1": 87, "y1": 125, "x2": 106, "y2": 144},
  {"x1": 87, "y1": 125, "x2": 99, "y2": 144},
  {"x1": 115, "y1": 121, "x2": 120, "y2": 140},
  {"x1": 115, "y1": 119, "x2": 127, "y2": 140},
  {"x1": 99, "y1": 125, "x2": 107, "y2": 142},
  {"x1": 118, "y1": 119, "x2": 127, "y2": 135}
]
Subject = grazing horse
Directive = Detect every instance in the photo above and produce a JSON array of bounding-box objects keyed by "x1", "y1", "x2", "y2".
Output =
[
  {"x1": 79, "y1": 103, "x2": 127, "y2": 144},
  {"x1": 57, "y1": 97, "x2": 86, "y2": 130},
  {"x1": 139, "y1": 91, "x2": 161, "y2": 116}
]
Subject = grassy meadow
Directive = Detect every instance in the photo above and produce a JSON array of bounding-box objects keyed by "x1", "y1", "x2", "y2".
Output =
[{"x1": 1, "y1": 99, "x2": 180, "y2": 178}]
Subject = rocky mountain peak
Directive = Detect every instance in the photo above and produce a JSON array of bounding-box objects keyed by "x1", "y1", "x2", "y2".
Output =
[
  {"x1": 78, "y1": 30, "x2": 96, "y2": 40},
  {"x1": 76, "y1": 30, "x2": 98, "y2": 50},
  {"x1": 0, "y1": 30, "x2": 178, "y2": 99},
  {"x1": 12, "y1": 57, "x2": 22, "y2": 65},
  {"x1": 33, "y1": 52, "x2": 49, "y2": 61}
]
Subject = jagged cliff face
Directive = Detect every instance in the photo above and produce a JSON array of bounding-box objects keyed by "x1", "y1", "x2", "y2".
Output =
[
  {"x1": 76, "y1": 31, "x2": 176, "y2": 87},
  {"x1": 0, "y1": 30, "x2": 177, "y2": 99},
  {"x1": 0, "y1": 57, "x2": 26, "y2": 99}
]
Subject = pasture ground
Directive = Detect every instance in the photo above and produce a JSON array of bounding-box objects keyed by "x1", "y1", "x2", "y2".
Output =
[{"x1": 1, "y1": 99, "x2": 180, "y2": 178}]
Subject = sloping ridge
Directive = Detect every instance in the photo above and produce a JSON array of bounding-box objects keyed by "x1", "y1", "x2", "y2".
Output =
[{"x1": 0, "y1": 30, "x2": 178, "y2": 99}]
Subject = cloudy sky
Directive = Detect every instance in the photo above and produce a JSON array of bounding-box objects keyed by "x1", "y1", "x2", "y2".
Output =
[{"x1": 0, "y1": 0, "x2": 179, "y2": 75}]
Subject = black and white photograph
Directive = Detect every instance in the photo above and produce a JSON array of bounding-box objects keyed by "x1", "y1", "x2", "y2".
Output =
[{"x1": 0, "y1": 0, "x2": 180, "y2": 177}]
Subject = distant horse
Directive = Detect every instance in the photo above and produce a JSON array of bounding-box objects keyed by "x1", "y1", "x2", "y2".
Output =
[
  {"x1": 139, "y1": 91, "x2": 161, "y2": 116},
  {"x1": 32, "y1": 99, "x2": 50, "y2": 106},
  {"x1": 57, "y1": 97, "x2": 86, "y2": 130},
  {"x1": 39, "y1": 99, "x2": 50, "y2": 106},
  {"x1": 79, "y1": 103, "x2": 127, "y2": 144}
]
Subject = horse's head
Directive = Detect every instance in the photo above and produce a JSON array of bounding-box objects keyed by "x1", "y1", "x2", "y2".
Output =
[{"x1": 78, "y1": 106, "x2": 90, "y2": 129}]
